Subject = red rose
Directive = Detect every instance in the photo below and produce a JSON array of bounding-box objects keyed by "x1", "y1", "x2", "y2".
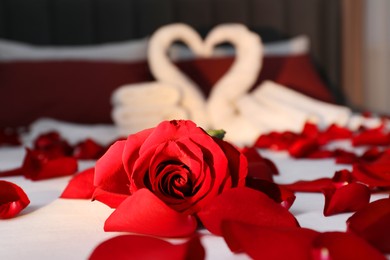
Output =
[{"x1": 94, "y1": 120, "x2": 248, "y2": 214}]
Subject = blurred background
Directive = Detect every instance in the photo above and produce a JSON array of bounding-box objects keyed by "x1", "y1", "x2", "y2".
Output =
[{"x1": 0, "y1": 0, "x2": 389, "y2": 129}]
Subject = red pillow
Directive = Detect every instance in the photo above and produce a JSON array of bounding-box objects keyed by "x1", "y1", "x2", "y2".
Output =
[
  {"x1": 176, "y1": 54, "x2": 334, "y2": 102},
  {"x1": 0, "y1": 54, "x2": 334, "y2": 128},
  {"x1": 0, "y1": 61, "x2": 153, "y2": 127}
]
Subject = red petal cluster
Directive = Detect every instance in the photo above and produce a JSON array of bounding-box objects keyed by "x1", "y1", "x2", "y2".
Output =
[
  {"x1": 0, "y1": 131, "x2": 118, "y2": 180},
  {"x1": 0, "y1": 180, "x2": 30, "y2": 219}
]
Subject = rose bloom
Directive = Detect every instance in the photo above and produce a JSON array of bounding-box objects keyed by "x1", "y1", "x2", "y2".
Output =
[{"x1": 94, "y1": 120, "x2": 248, "y2": 214}]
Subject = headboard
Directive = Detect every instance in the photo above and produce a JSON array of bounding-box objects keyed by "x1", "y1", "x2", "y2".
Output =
[{"x1": 0, "y1": 0, "x2": 343, "y2": 103}]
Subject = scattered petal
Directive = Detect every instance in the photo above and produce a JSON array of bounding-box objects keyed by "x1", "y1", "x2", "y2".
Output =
[
  {"x1": 104, "y1": 189, "x2": 197, "y2": 238},
  {"x1": 94, "y1": 140, "x2": 130, "y2": 196},
  {"x1": 73, "y1": 139, "x2": 106, "y2": 160},
  {"x1": 323, "y1": 183, "x2": 371, "y2": 216},
  {"x1": 347, "y1": 198, "x2": 390, "y2": 253},
  {"x1": 312, "y1": 231, "x2": 386, "y2": 260},
  {"x1": 222, "y1": 221, "x2": 318, "y2": 259},
  {"x1": 197, "y1": 187, "x2": 299, "y2": 236},
  {"x1": 288, "y1": 138, "x2": 319, "y2": 158},
  {"x1": 280, "y1": 178, "x2": 333, "y2": 193},
  {"x1": 352, "y1": 158, "x2": 390, "y2": 188},
  {"x1": 352, "y1": 125, "x2": 390, "y2": 146},
  {"x1": 92, "y1": 188, "x2": 128, "y2": 208},
  {"x1": 33, "y1": 131, "x2": 73, "y2": 158},
  {"x1": 22, "y1": 149, "x2": 78, "y2": 180},
  {"x1": 60, "y1": 168, "x2": 95, "y2": 199},
  {"x1": 0, "y1": 180, "x2": 30, "y2": 219},
  {"x1": 89, "y1": 235, "x2": 205, "y2": 260}
]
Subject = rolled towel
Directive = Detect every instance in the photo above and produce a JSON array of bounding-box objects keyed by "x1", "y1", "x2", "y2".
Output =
[
  {"x1": 111, "y1": 82, "x2": 181, "y2": 107},
  {"x1": 252, "y1": 81, "x2": 352, "y2": 128},
  {"x1": 236, "y1": 94, "x2": 312, "y2": 133}
]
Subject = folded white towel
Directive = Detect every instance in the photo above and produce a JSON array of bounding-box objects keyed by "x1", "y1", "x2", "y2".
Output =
[
  {"x1": 236, "y1": 94, "x2": 311, "y2": 133},
  {"x1": 252, "y1": 81, "x2": 352, "y2": 129},
  {"x1": 111, "y1": 82, "x2": 181, "y2": 107}
]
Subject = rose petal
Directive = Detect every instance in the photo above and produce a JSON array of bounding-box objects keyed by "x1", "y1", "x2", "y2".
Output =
[
  {"x1": 280, "y1": 178, "x2": 333, "y2": 193},
  {"x1": 33, "y1": 131, "x2": 73, "y2": 158},
  {"x1": 30, "y1": 157, "x2": 78, "y2": 180},
  {"x1": 312, "y1": 232, "x2": 386, "y2": 260},
  {"x1": 94, "y1": 140, "x2": 130, "y2": 196},
  {"x1": 73, "y1": 138, "x2": 106, "y2": 160},
  {"x1": 242, "y1": 147, "x2": 279, "y2": 175},
  {"x1": 197, "y1": 187, "x2": 299, "y2": 236},
  {"x1": 104, "y1": 189, "x2": 197, "y2": 238},
  {"x1": 60, "y1": 167, "x2": 95, "y2": 199},
  {"x1": 352, "y1": 163, "x2": 390, "y2": 188},
  {"x1": 22, "y1": 149, "x2": 78, "y2": 180},
  {"x1": 254, "y1": 131, "x2": 300, "y2": 150},
  {"x1": 288, "y1": 138, "x2": 320, "y2": 158},
  {"x1": 323, "y1": 183, "x2": 371, "y2": 216},
  {"x1": 352, "y1": 125, "x2": 390, "y2": 146},
  {"x1": 89, "y1": 235, "x2": 205, "y2": 260},
  {"x1": 213, "y1": 138, "x2": 248, "y2": 187},
  {"x1": 92, "y1": 187, "x2": 128, "y2": 208},
  {"x1": 222, "y1": 221, "x2": 318, "y2": 259},
  {"x1": 0, "y1": 180, "x2": 30, "y2": 219},
  {"x1": 318, "y1": 124, "x2": 352, "y2": 144},
  {"x1": 347, "y1": 198, "x2": 390, "y2": 253}
]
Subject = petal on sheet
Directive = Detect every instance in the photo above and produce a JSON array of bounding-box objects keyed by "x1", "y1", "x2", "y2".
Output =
[
  {"x1": 347, "y1": 198, "x2": 390, "y2": 254},
  {"x1": 323, "y1": 183, "x2": 371, "y2": 216},
  {"x1": 288, "y1": 138, "x2": 320, "y2": 158},
  {"x1": 89, "y1": 235, "x2": 205, "y2": 260},
  {"x1": 92, "y1": 187, "x2": 128, "y2": 208},
  {"x1": 197, "y1": 187, "x2": 299, "y2": 236},
  {"x1": 352, "y1": 125, "x2": 390, "y2": 146},
  {"x1": 312, "y1": 231, "x2": 386, "y2": 260},
  {"x1": 0, "y1": 180, "x2": 30, "y2": 219},
  {"x1": 73, "y1": 138, "x2": 106, "y2": 160},
  {"x1": 280, "y1": 178, "x2": 333, "y2": 193},
  {"x1": 242, "y1": 147, "x2": 279, "y2": 175},
  {"x1": 26, "y1": 156, "x2": 78, "y2": 181},
  {"x1": 104, "y1": 189, "x2": 197, "y2": 238},
  {"x1": 352, "y1": 163, "x2": 390, "y2": 188},
  {"x1": 94, "y1": 140, "x2": 130, "y2": 195},
  {"x1": 221, "y1": 221, "x2": 318, "y2": 259},
  {"x1": 60, "y1": 167, "x2": 95, "y2": 199}
]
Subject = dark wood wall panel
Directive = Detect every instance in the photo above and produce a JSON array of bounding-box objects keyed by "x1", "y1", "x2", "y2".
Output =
[
  {"x1": 95, "y1": 0, "x2": 136, "y2": 42},
  {"x1": 3, "y1": 0, "x2": 51, "y2": 44}
]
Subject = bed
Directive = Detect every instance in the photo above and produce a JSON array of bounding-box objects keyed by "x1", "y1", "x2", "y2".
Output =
[{"x1": 1, "y1": 0, "x2": 389, "y2": 259}]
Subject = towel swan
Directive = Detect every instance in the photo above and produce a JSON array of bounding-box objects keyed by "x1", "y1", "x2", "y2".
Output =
[
  {"x1": 111, "y1": 24, "x2": 209, "y2": 134},
  {"x1": 206, "y1": 24, "x2": 352, "y2": 145},
  {"x1": 205, "y1": 24, "x2": 266, "y2": 145}
]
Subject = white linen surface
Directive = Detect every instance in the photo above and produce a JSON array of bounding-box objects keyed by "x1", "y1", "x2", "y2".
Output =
[{"x1": 0, "y1": 119, "x2": 388, "y2": 259}]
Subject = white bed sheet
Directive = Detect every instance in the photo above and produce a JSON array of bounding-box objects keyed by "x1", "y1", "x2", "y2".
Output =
[{"x1": 0, "y1": 119, "x2": 388, "y2": 259}]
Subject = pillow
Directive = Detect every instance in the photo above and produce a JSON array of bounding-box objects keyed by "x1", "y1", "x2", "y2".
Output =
[
  {"x1": 0, "y1": 38, "x2": 149, "y2": 61},
  {"x1": 0, "y1": 60, "x2": 153, "y2": 127},
  {"x1": 0, "y1": 53, "x2": 334, "y2": 128},
  {"x1": 168, "y1": 35, "x2": 309, "y2": 61}
]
